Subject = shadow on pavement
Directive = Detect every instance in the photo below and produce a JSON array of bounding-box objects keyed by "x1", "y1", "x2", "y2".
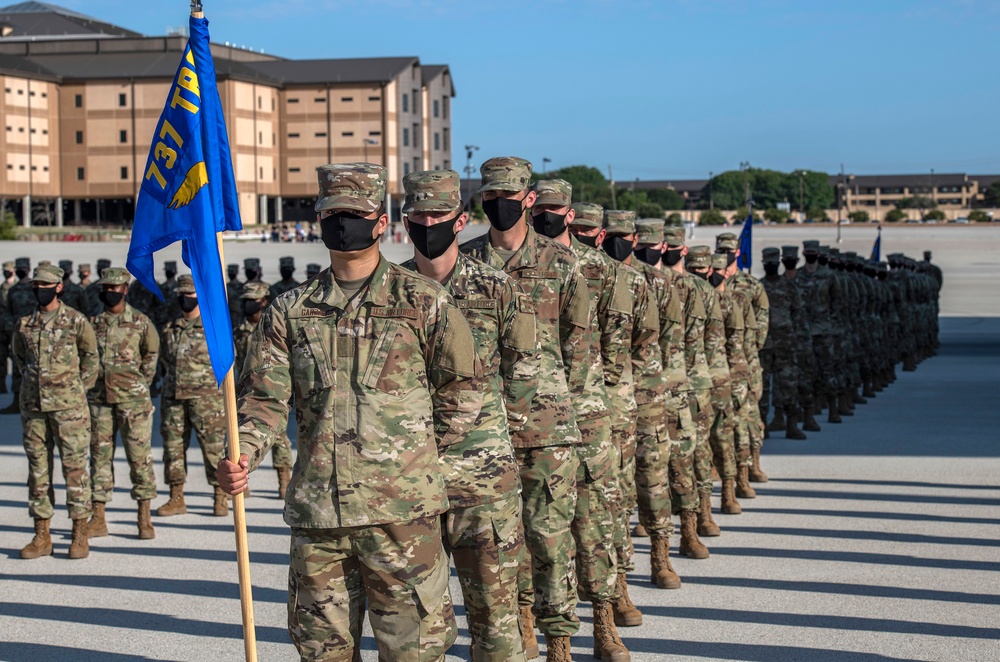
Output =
[
  {"x1": 616, "y1": 638, "x2": 924, "y2": 661},
  {"x1": 708, "y1": 547, "x2": 1000, "y2": 572},
  {"x1": 0, "y1": 642, "x2": 176, "y2": 662},
  {"x1": 747, "y1": 487, "x2": 1000, "y2": 507},
  {"x1": 718, "y1": 525, "x2": 1000, "y2": 548},
  {"x1": 93, "y1": 545, "x2": 288, "y2": 566},
  {"x1": 6, "y1": 574, "x2": 287, "y2": 605},
  {"x1": 747, "y1": 506, "x2": 1000, "y2": 526},
  {"x1": 769, "y1": 477, "x2": 1000, "y2": 491}
]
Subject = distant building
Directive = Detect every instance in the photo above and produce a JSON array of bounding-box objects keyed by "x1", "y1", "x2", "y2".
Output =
[{"x1": 0, "y1": 2, "x2": 455, "y2": 226}]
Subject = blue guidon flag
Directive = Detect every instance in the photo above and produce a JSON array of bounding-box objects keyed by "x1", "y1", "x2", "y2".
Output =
[
  {"x1": 127, "y1": 14, "x2": 241, "y2": 385},
  {"x1": 737, "y1": 211, "x2": 753, "y2": 270},
  {"x1": 869, "y1": 226, "x2": 882, "y2": 262}
]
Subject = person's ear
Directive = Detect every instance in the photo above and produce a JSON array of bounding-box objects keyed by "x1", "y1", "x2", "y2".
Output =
[
  {"x1": 374, "y1": 213, "x2": 390, "y2": 238},
  {"x1": 564, "y1": 209, "x2": 576, "y2": 225},
  {"x1": 455, "y1": 213, "x2": 469, "y2": 234},
  {"x1": 524, "y1": 190, "x2": 537, "y2": 208}
]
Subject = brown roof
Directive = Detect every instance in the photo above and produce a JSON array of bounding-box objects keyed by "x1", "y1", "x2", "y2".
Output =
[{"x1": 0, "y1": 2, "x2": 140, "y2": 39}]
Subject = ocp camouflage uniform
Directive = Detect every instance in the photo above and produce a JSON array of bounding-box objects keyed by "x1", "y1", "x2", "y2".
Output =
[
  {"x1": 85, "y1": 259, "x2": 111, "y2": 317},
  {"x1": 0, "y1": 260, "x2": 16, "y2": 394},
  {"x1": 760, "y1": 248, "x2": 802, "y2": 429},
  {"x1": 58, "y1": 260, "x2": 88, "y2": 314},
  {"x1": 711, "y1": 258, "x2": 741, "y2": 484},
  {"x1": 460, "y1": 157, "x2": 592, "y2": 641},
  {"x1": 88, "y1": 269, "x2": 159, "y2": 507},
  {"x1": 226, "y1": 263, "x2": 244, "y2": 327},
  {"x1": 799, "y1": 241, "x2": 844, "y2": 422},
  {"x1": 270, "y1": 256, "x2": 301, "y2": 299},
  {"x1": 14, "y1": 265, "x2": 98, "y2": 525},
  {"x1": 237, "y1": 164, "x2": 478, "y2": 661},
  {"x1": 7, "y1": 257, "x2": 37, "y2": 402},
  {"x1": 402, "y1": 169, "x2": 538, "y2": 662}
]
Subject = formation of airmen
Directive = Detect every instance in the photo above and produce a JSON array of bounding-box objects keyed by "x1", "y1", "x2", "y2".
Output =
[{"x1": 4, "y1": 156, "x2": 941, "y2": 662}]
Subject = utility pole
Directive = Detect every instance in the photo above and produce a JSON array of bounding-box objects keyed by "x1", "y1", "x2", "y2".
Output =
[
  {"x1": 799, "y1": 170, "x2": 806, "y2": 221},
  {"x1": 739, "y1": 161, "x2": 751, "y2": 213},
  {"x1": 708, "y1": 171, "x2": 714, "y2": 210},
  {"x1": 837, "y1": 163, "x2": 845, "y2": 244},
  {"x1": 608, "y1": 164, "x2": 617, "y2": 209},
  {"x1": 463, "y1": 144, "x2": 479, "y2": 211},
  {"x1": 542, "y1": 157, "x2": 551, "y2": 175}
]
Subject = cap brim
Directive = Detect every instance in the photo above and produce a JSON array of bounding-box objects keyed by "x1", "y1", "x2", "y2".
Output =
[
  {"x1": 534, "y1": 193, "x2": 571, "y2": 207},
  {"x1": 569, "y1": 219, "x2": 601, "y2": 229},
  {"x1": 476, "y1": 182, "x2": 524, "y2": 194},
  {"x1": 29, "y1": 276, "x2": 61, "y2": 285},
  {"x1": 314, "y1": 195, "x2": 380, "y2": 213},
  {"x1": 402, "y1": 199, "x2": 461, "y2": 215}
]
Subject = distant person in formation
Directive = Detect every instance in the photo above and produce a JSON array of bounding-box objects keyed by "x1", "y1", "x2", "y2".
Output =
[
  {"x1": 86, "y1": 258, "x2": 111, "y2": 317},
  {"x1": 799, "y1": 241, "x2": 843, "y2": 424},
  {"x1": 232, "y1": 281, "x2": 293, "y2": 499},
  {"x1": 87, "y1": 268, "x2": 159, "y2": 541},
  {"x1": 156, "y1": 260, "x2": 181, "y2": 329},
  {"x1": 219, "y1": 162, "x2": 481, "y2": 660},
  {"x1": 305, "y1": 263, "x2": 321, "y2": 280},
  {"x1": 269, "y1": 256, "x2": 300, "y2": 298},
  {"x1": 780, "y1": 246, "x2": 822, "y2": 435},
  {"x1": 243, "y1": 257, "x2": 264, "y2": 285},
  {"x1": 400, "y1": 168, "x2": 537, "y2": 662},
  {"x1": 0, "y1": 259, "x2": 16, "y2": 394},
  {"x1": 226, "y1": 263, "x2": 243, "y2": 327},
  {"x1": 57, "y1": 260, "x2": 88, "y2": 313},
  {"x1": 3, "y1": 257, "x2": 36, "y2": 414},
  {"x1": 155, "y1": 275, "x2": 229, "y2": 519},
  {"x1": 14, "y1": 264, "x2": 98, "y2": 560}
]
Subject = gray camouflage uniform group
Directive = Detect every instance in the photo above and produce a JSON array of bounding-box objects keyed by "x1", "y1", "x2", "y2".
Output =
[{"x1": 9, "y1": 156, "x2": 940, "y2": 662}]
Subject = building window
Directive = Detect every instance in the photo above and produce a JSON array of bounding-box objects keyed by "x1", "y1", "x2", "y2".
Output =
[
  {"x1": 30, "y1": 128, "x2": 36, "y2": 134},
  {"x1": 75, "y1": 94, "x2": 82, "y2": 108},
  {"x1": 341, "y1": 96, "x2": 353, "y2": 102},
  {"x1": 271, "y1": 98, "x2": 275, "y2": 111},
  {"x1": 77, "y1": 167, "x2": 85, "y2": 180},
  {"x1": 17, "y1": 89, "x2": 23, "y2": 95},
  {"x1": 442, "y1": 96, "x2": 449, "y2": 119},
  {"x1": 259, "y1": 167, "x2": 264, "y2": 179},
  {"x1": 339, "y1": 131, "x2": 351, "y2": 137},
  {"x1": 41, "y1": 92, "x2": 47, "y2": 98},
  {"x1": 413, "y1": 156, "x2": 419, "y2": 173},
  {"x1": 402, "y1": 93, "x2": 408, "y2": 113},
  {"x1": 412, "y1": 89, "x2": 419, "y2": 114},
  {"x1": 4, "y1": 126, "x2": 9, "y2": 132},
  {"x1": 412, "y1": 123, "x2": 419, "y2": 148},
  {"x1": 433, "y1": 99, "x2": 439, "y2": 118},
  {"x1": 368, "y1": 130, "x2": 381, "y2": 136},
  {"x1": 443, "y1": 159, "x2": 450, "y2": 169},
  {"x1": 42, "y1": 129, "x2": 47, "y2": 135},
  {"x1": 402, "y1": 127, "x2": 409, "y2": 147},
  {"x1": 315, "y1": 97, "x2": 326, "y2": 103},
  {"x1": 121, "y1": 166, "x2": 129, "y2": 180},
  {"x1": 3, "y1": 87, "x2": 9, "y2": 92},
  {"x1": 17, "y1": 127, "x2": 24, "y2": 133},
  {"x1": 272, "y1": 133, "x2": 276, "y2": 146},
  {"x1": 404, "y1": 162, "x2": 409, "y2": 176},
  {"x1": 120, "y1": 130, "x2": 128, "y2": 143},
  {"x1": 442, "y1": 127, "x2": 450, "y2": 152},
  {"x1": 288, "y1": 98, "x2": 299, "y2": 104},
  {"x1": 29, "y1": 90, "x2": 35, "y2": 97},
  {"x1": 259, "y1": 131, "x2": 263, "y2": 144},
  {"x1": 43, "y1": 166, "x2": 48, "y2": 171},
  {"x1": 368, "y1": 95, "x2": 380, "y2": 101},
  {"x1": 434, "y1": 132, "x2": 440, "y2": 151},
  {"x1": 19, "y1": 165, "x2": 25, "y2": 170},
  {"x1": 5, "y1": 164, "x2": 11, "y2": 170},
  {"x1": 316, "y1": 131, "x2": 328, "y2": 137},
  {"x1": 31, "y1": 165, "x2": 36, "y2": 171},
  {"x1": 118, "y1": 93, "x2": 127, "y2": 107},
  {"x1": 74, "y1": 130, "x2": 83, "y2": 144},
  {"x1": 289, "y1": 167, "x2": 301, "y2": 173},
  {"x1": 258, "y1": 96, "x2": 262, "y2": 109},
  {"x1": 288, "y1": 132, "x2": 300, "y2": 138}
]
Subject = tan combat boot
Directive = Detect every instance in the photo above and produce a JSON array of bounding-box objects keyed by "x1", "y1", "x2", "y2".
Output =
[
  {"x1": 213, "y1": 486, "x2": 229, "y2": 517},
  {"x1": 156, "y1": 484, "x2": 187, "y2": 517},
  {"x1": 277, "y1": 467, "x2": 291, "y2": 500},
  {"x1": 802, "y1": 411, "x2": 821, "y2": 432},
  {"x1": 766, "y1": 407, "x2": 786, "y2": 432},
  {"x1": 68, "y1": 518, "x2": 90, "y2": 559},
  {"x1": 710, "y1": 465, "x2": 721, "y2": 482},
  {"x1": 87, "y1": 501, "x2": 108, "y2": 538},
  {"x1": 785, "y1": 415, "x2": 807, "y2": 440},
  {"x1": 721, "y1": 479, "x2": 742, "y2": 514},
  {"x1": 20, "y1": 518, "x2": 53, "y2": 559},
  {"x1": 631, "y1": 523, "x2": 648, "y2": 538},
  {"x1": 545, "y1": 635, "x2": 572, "y2": 662},
  {"x1": 748, "y1": 447, "x2": 769, "y2": 483},
  {"x1": 520, "y1": 605, "x2": 539, "y2": 659},
  {"x1": 679, "y1": 511, "x2": 710, "y2": 559},
  {"x1": 735, "y1": 466, "x2": 756, "y2": 499},
  {"x1": 650, "y1": 536, "x2": 681, "y2": 589},
  {"x1": 592, "y1": 601, "x2": 630, "y2": 661},
  {"x1": 696, "y1": 490, "x2": 721, "y2": 536},
  {"x1": 611, "y1": 573, "x2": 642, "y2": 627},
  {"x1": 138, "y1": 499, "x2": 155, "y2": 539}
]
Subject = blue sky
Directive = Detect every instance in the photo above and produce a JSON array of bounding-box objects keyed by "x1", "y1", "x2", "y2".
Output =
[{"x1": 59, "y1": 0, "x2": 999, "y2": 180}]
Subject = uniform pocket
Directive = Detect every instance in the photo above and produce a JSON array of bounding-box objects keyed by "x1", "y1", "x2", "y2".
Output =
[{"x1": 361, "y1": 318, "x2": 425, "y2": 398}]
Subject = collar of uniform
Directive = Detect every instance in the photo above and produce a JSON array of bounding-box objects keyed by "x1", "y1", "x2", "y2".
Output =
[
  {"x1": 33, "y1": 300, "x2": 65, "y2": 326},
  {"x1": 308, "y1": 254, "x2": 392, "y2": 309},
  {"x1": 486, "y1": 223, "x2": 539, "y2": 271}
]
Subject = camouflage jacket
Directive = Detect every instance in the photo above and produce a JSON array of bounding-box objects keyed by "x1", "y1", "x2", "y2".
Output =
[
  {"x1": 233, "y1": 316, "x2": 257, "y2": 381},
  {"x1": 636, "y1": 263, "x2": 689, "y2": 403},
  {"x1": 8, "y1": 280, "x2": 36, "y2": 321},
  {"x1": 719, "y1": 289, "x2": 750, "y2": 385},
  {"x1": 60, "y1": 281, "x2": 88, "y2": 314},
  {"x1": 799, "y1": 266, "x2": 842, "y2": 336},
  {"x1": 761, "y1": 275, "x2": 800, "y2": 350},
  {"x1": 620, "y1": 260, "x2": 666, "y2": 438},
  {"x1": 161, "y1": 314, "x2": 218, "y2": 400},
  {"x1": 670, "y1": 271, "x2": 713, "y2": 392},
  {"x1": 156, "y1": 278, "x2": 181, "y2": 328},
  {"x1": 690, "y1": 276, "x2": 730, "y2": 388},
  {"x1": 236, "y1": 257, "x2": 484, "y2": 528},
  {"x1": 227, "y1": 279, "x2": 244, "y2": 326},
  {"x1": 85, "y1": 282, "x2": 104, "y2": 318},
  {"x1": 126, "y1": 280, "x2": 162, "y2": 321},
  {"x1": 460, "y1": 225, "x2": 591, "y2": 448},
  {"x1": 401, "y1": 252, "x2": 538, "y2": 507},
  {"x1": 269, "y1": 278, "x2": 300, "y2": 300},
  {"x1": 88, "y1": 304, "x2": 159, "y2": 404},
  {"x1": 729, "y1": 270, "x2": 769, "y2": 351},
  {"x1": 13, "y1": 302, "x2": 98, "y2": 412},
  {"x1": 0, "y1": 279, "x2": 14, "y2": 334}
]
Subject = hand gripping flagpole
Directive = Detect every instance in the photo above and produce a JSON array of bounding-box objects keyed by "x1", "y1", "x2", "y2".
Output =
[{"x1": 189, "y1": 3, "x2": 258, "y2": 660}]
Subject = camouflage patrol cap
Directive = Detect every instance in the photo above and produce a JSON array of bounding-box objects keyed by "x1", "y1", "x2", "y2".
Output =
[
  {"x1": 315, "y1": 163, "x2": 387, "y2": 213},
  {"x1": 306, "y1": 263, "x2": 321, "y2": 276},
  {"x1": 30, "y1": 264, "x2": 63, "y2": 285},
  {"x1": 711, "y1": 253, "x2": 729, "y2": 270},
  {"x1": 402, "y1": 169, "x2": 462, "y2": 214},
  {"x1": 716, "y1": 232, "x2": 739, "y2": 252},
  {"x1": 477, "y1": 156, "x2": 532, "y2": 193},
  {"x1": 59, "y1": 260, "x2": 73, "y2": 272},
  {"x1": 569, "y1": 202, "x2": 603, "y2": 229},
  {"x1": 533, "y1": 178, "x2": 572, "y2": 207},
  {"x1": 244, "y1": 258, "x2": 260, "y2": 269},
  {"x1": 176, "y1": 274, "x2": 196, "y2": 294},
  {"x1": 802, "y1": 240, "x2": 820, "y2": 252},
  {"x1": 686, "y1": 246, "x2": 712, "y2": 268},
  {"x1": 636, "y1": 218, "x2": 664, "y2": 244},
  {"x1": 664, "y1": 225, "x2": 686, "y2": 247},
  {"x1": 97, "y1": 258, "x2": 111, "y2": 270},
  {"x1": 15, "y1": 257, "x2": 30, "y2": 269},
  {"x1": 241, "y1": 281, "x2": 270, "y2": 300},
  {"x1": 818, "y1": 245, "x2": 831, "y2": 255},
  {"x1": 762, "y1": 247, "x2": 781, "y2": 263},
  {"x1": 164, "y1": 261, "x2": 178, "y2": 271},
  {"x1": 97, "y1": 267, "x2": 130, "y2": 287},
  {"x1": 782, "y1": 245, "x2": 799, "y2": 259},
  {"x1": 279, "y1": 256, "x2": 295, "y2": 268},
  {"x1": 604, "y1": 210, "x2": 637, "y2": 236},
  {"x1": 38, "y1": 260, "x2": 51, "y2": 267},
  {"x1": 2, "y1": 261, "x2": 12, "y2": 270},
  {"x1": 227, "y1": 263, "x2": 239, "y2": 272},
  {"x1": 78, "y1": 263, "x2": 91, "y2": 273}
]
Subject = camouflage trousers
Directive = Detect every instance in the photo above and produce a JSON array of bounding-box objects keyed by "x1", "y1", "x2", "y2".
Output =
[
  {"x1": 0, "y1": 325, "x2": 9, "y2": 384},
  {"x1": 444, "y1": 496, "x2": 526, "y2": 662},
  {"x1": 289, "y1": 516, "x2": 456, "y2": 662},
  {"x1": 688, "y1": 389, "x2": 715, "y2": 494},
  {"x1": 708, "y1": 384, "x2": 736, "y2": 480},
  {"x1": 515, "y1": 444, "x2": 580, "y2": 638},
  {"x1": 760, "y1": 345, "x2": 800, "y2": 419},
  {"x1": 572, "y1": 418, "x2": 619, "y2": 603},
  {"x1": 796, "y1": 342, "x2": 817, "y2": 413},
  {"x1": 610, "y1": 417, "x2": 636, "y2": 576},
  {"x1": 160, "y1": 395, "x2": 225, "y2": 487},
  {"x1": 811, "y1": 334, "x2": 842, "y2": 404},
  {"x1": 666, "y1": 393, "x2": 698, "y2": 518},
  {"x1": 731, "y1": 380, "x2": 753, "y2": 468},
  {"x1": 89, "y1": 399, "x2": 156, "y2": 502},
  {"x1": 635, "y1": 409, "x2": 675, "y2": 539},
  {"x1": 271, "y1": 429, "x2": 293, "y2": 469},
  {"x1": 22, "y1": 406, "x2": 93, "y2": 521}
]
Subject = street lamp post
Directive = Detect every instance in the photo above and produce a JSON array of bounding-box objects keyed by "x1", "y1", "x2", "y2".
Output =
[
  {"x1": 799, "y1": 170, "x2": 806, "y2": 222},
  {"x1": 542, "y1": 157, "x2": 551, "y2": 174},
  {"x1": 464, "y1": 145, "x2": 479, "y2": 211},
  {"x1": 708, "y1": 171, "x2": 713, "y2": 210},
  {"x1": 363, "y1": 138, "x2": 378, "y2": 163}
]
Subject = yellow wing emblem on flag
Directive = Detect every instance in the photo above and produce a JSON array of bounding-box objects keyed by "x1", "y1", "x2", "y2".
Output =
[{"x1": 168, "y1": 162, "x2": 208, "y2": 209}]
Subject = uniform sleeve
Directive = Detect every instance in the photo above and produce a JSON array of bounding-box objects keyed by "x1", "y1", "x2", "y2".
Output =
[
  {"x1": 633, "y1": 279, "x2": 668, "y2": 441},
  {"x1": 600, "y1": 266, "x2": 633, "y2": 387},
  {"x1": 427, "y1": 295, "x2": 485, "y2": 448},
  {"x1": 140, "y1": 316, "x2": 160, "y2": 385},
  {"x1": 237, "y1": 306, "x2": 292, "y2": 472},
  {"x1": 558, "y1": 261, "x2": 596, "y2": 396},
  {"x1": 753, "y1": 281, "x2": 770, "y2": 351},
  {"x1": 498, "y1": 281, "x2": 539, "y2": 435},
  {"x1": 76, "y1": 317, "x2": 99, "y2": 391},
  {"x1": 11, "y1": 320, "x2": 25, "y2": 374}
]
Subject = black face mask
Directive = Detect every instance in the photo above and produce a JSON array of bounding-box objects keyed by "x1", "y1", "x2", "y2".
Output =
[
  {"x1": 709, "y1": 271, "x2": 726, "y2": 288},
  {"x1": 662, "y1": 248, "x2": 684, "y2": 267},
  {"x1": 531, "y1": 211, "x2": 568, "y2": 239},
  {"x1": 877, "y1": 272, "x2": 888, "y2": 281},
  {"x1": 78, "y1": 272, "x2": 88, "y2": 281},
  {"x1": 227, "y1": 269, "x2": 239, "y2": 280},
  {"x1": 482, "y1": 197, "x2": 525, "y2": 231},
  {"x1": 863, "y1": 267, "x2": 876, "y2": 277},
  {"x1": 320, "y1": 211, "x2": 381, "y2": 252},
  {"x1": 242, "y1": 299, "x2": 263, "y2": 317},
  {"x1": 99, "y1": 291, "x2": 124, "y2": 308},
  {"x1": 33, "y1": 287, "x2": 57, "y2": 306},
  {"x1": 280, "y1": 267, "x2": 295, "y2": 280},
  {"x1": 407, "y1": 213, "x2": 460, "y2": 260},
  {"x1": 16, "y1": 269, "x2": 28, "y2": 280},
  {"x1": 818, "y1": 256, "x2": 829, "y2": 266},
  {"x1": 3, "y1": 270, "x2": 12, "y2": 280},
  {"x1": 634, "y1": 246, "x2": 661, "y2": 266},
  {"x1": 178, "y1": 296, "x2": 198, "y2": 313},
  {"x1": 804, "y1": 254, "x2": 818, "y2": 265},
  {"x1": 575, "y1": 234, "x2": 599, "y2": 248},
  {"x1": 691, "y1": 268, "x2": 709, "y2": 280},
  {"x1": 603, "y1": 236, "x2": 633, "y2": 263},
  {"x1": 782, "y1": 258, "x2": 798, "y2": 271},
  {"x1": 763, "y1": 263, "x2": 780, "y2": 276},
  {"x1": 165, "y1": 270, "x2": 177, "y2": 280},
  {"x1": 245, "y1": 269, "x2": 258, "y2": 282}
]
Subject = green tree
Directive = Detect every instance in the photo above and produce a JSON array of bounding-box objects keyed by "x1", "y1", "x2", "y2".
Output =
[
  {"x1": 699, "y1": 209, "x2": 727, "y2": 226},
  {"x1": 806, "y1": 206, "x2": 829, "y2": 222},
  {"x1": 884, "y1": 208, "x2": 907, "y2": 223},
  {"x1": 733, "y1": 207, "x2": 762, "y2": 223},
  {"x1": 763, "y1": 208, "x2": 790, "y2": 224},
  {"x1": 531, "y1": 165, "x2": 613, "y2": 207},
  {"x1": 982, "y1": 181, "x2": 1000, "y2": 207},
  {"x1": 665, "y1": 212, "x2": 683, "y2": 226},
  {"x1": 895, "y1": 196, "x2": 937, "y2": 210},
  {"x1": 848, "y1": 210, "x2": 870, "y2": 224},
  {"x1": 636, "y1": 202, "x2": 664, "y2": 219},
  {"x1": 0, "y1": 209, "x2": 16, "y2": 240},
  {"x1": 924, "y1": 209, "x2": 946, "y2": 221},
  {"x1": 968, "y1": 210, "x2": 991, "y2": 223},
  {"x1": 646, "y1": 188, "x2": 686, "y2": 210},
  {"x1": 701, "y1": 168, "x2": 832, "y2": 210}
]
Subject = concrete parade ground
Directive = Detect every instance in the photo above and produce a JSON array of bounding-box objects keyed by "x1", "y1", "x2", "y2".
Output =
[{"x1": 0, "y1": 228, "x2": 999, "y2": 661}]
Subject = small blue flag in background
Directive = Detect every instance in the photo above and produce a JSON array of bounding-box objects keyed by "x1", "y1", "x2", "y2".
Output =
[
  {"x1": 737, "y1": 212, "x2": 753, "y2": 269},
  {"x1": 869, "y1": 226, "x2": 882, "y2": 262},
  {"x1": 127, "y1": 15, "x2": 241, "y2": 385}
]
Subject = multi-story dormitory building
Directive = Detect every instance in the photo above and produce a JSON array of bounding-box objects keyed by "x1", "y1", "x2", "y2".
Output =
[{"x1": 0, "y1": 2, "x2": 455, "y2": 227}]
